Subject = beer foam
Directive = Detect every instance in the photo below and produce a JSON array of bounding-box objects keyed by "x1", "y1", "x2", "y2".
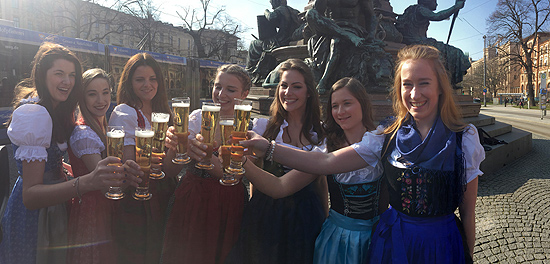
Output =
[
  {"x1": 219, "y1": 119, "x2": 234, "y2": 126},
  {"x1": 107, "y1": 130, "x2": 125, "y2": 138},
  {"x1": 202, "y1": 105, "x2": 221, "y2": 112},
  {"x1": 135, "y1": 130, "x2": 154, "y2": 138},
  {"x1": 172, "y1": 102, "x2": 190, "y2": 108},
  {"x1": 234, "y1": 104, "x2": 252, "y2": 111},
  {"x1": 152, "y1": 113, "x2": 170, "y2": 122}
]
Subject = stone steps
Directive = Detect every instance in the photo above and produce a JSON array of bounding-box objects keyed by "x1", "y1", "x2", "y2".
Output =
[{"x1": 464, "y1": 114, "x2": 533, "y2": 175}]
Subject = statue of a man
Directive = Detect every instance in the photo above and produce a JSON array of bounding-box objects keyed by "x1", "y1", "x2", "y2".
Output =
[
  {"x1": 304, "y1": 0, "x2": 392, "y2": 94},
  {"x1": 396, "y1": 0, "x2": 470, "y2": 87},
  {"x1": 246, "y1": 0, "x2": 302, "y2": 84}
]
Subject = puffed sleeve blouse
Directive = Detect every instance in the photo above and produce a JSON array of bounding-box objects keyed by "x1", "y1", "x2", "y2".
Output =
[
  {"x1": 69, "y1": 125, "x2": 105, "y2": 158},
  {"x1": 8, "y1": 104, "x2": 53, "y2": 163},
  {"x1": 109, "y1": 103, "x2": 151, "y2": 146}
]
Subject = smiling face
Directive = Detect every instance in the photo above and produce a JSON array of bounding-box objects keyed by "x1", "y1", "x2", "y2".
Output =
[
  {"x1": 278, "y1": 69, "x2": 308, "y2": 115},
  {"x1": 400, "y1": 58, "x2": 441, "y2": 128},
  {"x1": 131, "y1": 65, "x2": 158, "y2": 104},
  {"x1": 331, "y1": 87, "x2": 363, "y2": 132},
  {"x1": 84, "y1": 78, "x2": 111, "y2": 119},
  {"x1": 46, "y1": 59, "x2": 76, "y2": 108},
  {"x1": 212, "y1": 71, "x2": 248, "y2": 114}
]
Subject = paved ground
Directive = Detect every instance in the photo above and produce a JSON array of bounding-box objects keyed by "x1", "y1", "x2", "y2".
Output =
[{"x1": 473, "y1": 105, "x2": 550, "y2": 263}]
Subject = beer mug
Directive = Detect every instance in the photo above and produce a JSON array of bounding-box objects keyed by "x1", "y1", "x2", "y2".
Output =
[
  {"x1": 134, "y1": 127, "x2": 154, "y2": 200},
  {"x1": 105, "y1": 126, "x2": 125, "y2": 200},
  {"x1": 219, "y1": 117, "x2": 238, "y2": 186},
  {"x1": 150, "y1": 112, "x2": 170, "y2": 179},
  {"x1": 171, "y1": 97, "x2": 191, "y2": 165},
  {"x1": 226, "y1": 99, "x2": 252, "y2": 175},
  {"x1": 195, "y1": 102, "x2": 221, "y2": 170}
]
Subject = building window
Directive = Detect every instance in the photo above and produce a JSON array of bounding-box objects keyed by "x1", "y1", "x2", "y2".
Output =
[
  {"x1": 95, "y1": 22, "x2": 99, "y2": 28},
  {"x1": 178, "y1": 38, "x2": 181, "y2": 49},
  {"x1": 28, "y1": 21, "x2": 33, "y2": 30},
  {"x1": 12, "y1": 0, "x2": 19, "y2": 8},
  {"x1": 106, "y1": 23, "x2": 110, "y2": 30},
  {"x1": 106, "y1": 36, "x2": 110, "y2": 45},
  {"x1": 13, "y1": 17, "x2": 20, "y2": 27}
]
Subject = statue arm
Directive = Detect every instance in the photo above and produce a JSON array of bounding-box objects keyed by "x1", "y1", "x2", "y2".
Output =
[
  {"x1": 360, "y1": 0, "x2": 377, "y2": 37},
  {"x1": 418, "y1": 1, "x2": 465, "y2": 22}
]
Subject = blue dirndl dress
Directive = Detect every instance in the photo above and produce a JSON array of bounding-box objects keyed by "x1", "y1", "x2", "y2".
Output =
[
  {"x1": 368, "y1": 130, "x2": 470, "y2": 264},
  {"x1": 0, "y1": 104, "x2": 69, "y2": 264}
]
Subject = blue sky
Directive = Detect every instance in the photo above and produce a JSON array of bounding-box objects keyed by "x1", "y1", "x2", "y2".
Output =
[{"x1": 129, "y1": 0, "x2": 498, "y2": 61}]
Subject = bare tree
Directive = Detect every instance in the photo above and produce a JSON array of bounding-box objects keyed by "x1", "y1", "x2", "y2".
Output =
[
  {"x1": 176, "y1": 0, "x2": 245, "y2": 60},
  {"x1": 119, "y1": 0, "x2": 164, "y2": 52},
  {"x1": 32, "y1": 0, "x2": 127, "y2": 42},
  {"x1": 487, "y1": 0, "x2": 550, "y2": 106}
]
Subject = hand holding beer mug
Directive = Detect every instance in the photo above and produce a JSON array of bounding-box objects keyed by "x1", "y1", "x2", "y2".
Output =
[
  {"x1": 172, "y1": 97, "x2": 191, "y2": 165},
  {"x1": 219, "y1": 117, "x2": 238, "y2": 186},
  {"x1": 150, "y1": 112, "x2": 170, "y2": 179},
  {"x1": 134, "y1": 127, "x2": 154, "y2": 200},
  {"x1": 195, "y1": 102, "x2": 221, "y2": 170},
  {"x1": 226, "y1": 99, "x2": 252, "y2": 175},
  {"x1": 105, "y1": 126, "x2": 125, "y2": 200}
]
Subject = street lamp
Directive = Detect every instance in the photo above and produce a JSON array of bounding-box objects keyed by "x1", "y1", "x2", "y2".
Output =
[{"x1": 483, "y1": 35, "x2": 487, "y2": 107}]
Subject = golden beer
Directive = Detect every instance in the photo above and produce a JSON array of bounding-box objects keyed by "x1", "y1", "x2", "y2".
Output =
[
  {"x1": 105, "y1": 126, "x2": 125, "y2": 200},
  {"x1": 151, "y1": 112, "x2": 170, "y2": 179},
  {"x1": 233, "y1": 104, "x2": 252, "y2": 132},
  {"x1": 195, "y1": 103, "x2": 220, "y2": 170},
  {"x1": 172, "y1": 99, "x2": 191, "y2": 164},
  {"x1": 226, "y1": 99, "x2": 252, "y2": 175},
  {"x1": 220, "y1": 119, "x2": 234, "y2": 146},
  {"x1": 134, "y1": 128, "x2": 154, "y2": 200}
]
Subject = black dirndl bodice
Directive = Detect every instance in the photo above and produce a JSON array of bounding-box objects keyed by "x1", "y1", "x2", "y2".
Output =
[
  {"x1": 327, "y1": 175, "x2": 381, "y2": 220},
  {"x1": 383, "y1": 132, "x2": 466, "y2": 217}
]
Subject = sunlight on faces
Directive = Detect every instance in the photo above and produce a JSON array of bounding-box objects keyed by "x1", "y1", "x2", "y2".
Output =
[
  {"x1": 331, "y1": 87, "x2": 363, "y2": 132},
  {"x1": 46, "y1": 59, "x2": 76, "y2": 108},
  {"x1": 132, "y1": 65, "x2": 158, "y2": 103},
  {"x1": 400, "y1": 59, "x2": 441, "y2": 128},
  {"x1": 212, "y1": 72, "x2": 248, "y2": 115},
  {"x1": 278, "y1": 69, "x2": 308, "y2": 114},
  {"x1": 84, "y1": 78, "x2": 111, "y2": 118}
]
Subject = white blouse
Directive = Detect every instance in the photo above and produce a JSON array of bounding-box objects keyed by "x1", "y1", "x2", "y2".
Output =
[
  {"x1": 109, "y1": 103, "x2": 151, "y2": 146},
  {"x1": 8, "y1": 104, "x2": 68, "y2": 163},
  {"x1": 387, "y1": 124, "x2": 485, "y2": 183},
  {"x1": 69, "y1": 125, "x2": 105, "y2": 158},
  {"x1": 334, "y1": 125, "x2": 386, "y2": 184},
  {"x1": 252, "y1": 118, "x2": 327, "y2": 154}
]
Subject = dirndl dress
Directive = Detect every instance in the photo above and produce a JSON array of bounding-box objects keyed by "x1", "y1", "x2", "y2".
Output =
[
  {"x1": 0, "y1": 104, "x2": 69, "y2": 264},
  {"x1": 367, "y1": 124, "x2": 485, "y2": 264},
  {"x1": 314, "y1": 126, "x2": 385, "y2": 264},
  {"x1": 160, "y1": 108, "x2": 247, "y2": 264},
  {"x1": 66, "y1": 123, "x2": 117, "y2": 264}
]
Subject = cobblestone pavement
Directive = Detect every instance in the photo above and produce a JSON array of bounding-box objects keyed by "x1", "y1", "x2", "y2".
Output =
[{"x1": 473, "y1": 134, "x2": 550, "y2": 263}]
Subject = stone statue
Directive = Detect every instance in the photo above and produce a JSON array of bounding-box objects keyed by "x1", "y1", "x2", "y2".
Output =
[
  {"x1": 396, "y1": 0, "x2": 470, "y2": 87},
  {"x1": 303, "y1": 0, "x2": 393, "y2": 94},
  {"x1": 246, "y1": 0, "x2": 303, "y2": 85}
]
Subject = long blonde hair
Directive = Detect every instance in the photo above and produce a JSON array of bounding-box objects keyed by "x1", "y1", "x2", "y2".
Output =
[
  {"x1": 79, "y1": 68, "x2": 110, "y2": 157},
  {"x1": 385, "y1": 45, "x2": 466, "y2": 135}
]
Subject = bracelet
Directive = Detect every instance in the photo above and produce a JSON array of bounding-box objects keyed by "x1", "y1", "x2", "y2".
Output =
[
  {"x1": 266, "y1": 140, "x2": 276, "y2": 162},
  {"x1": 264, "y1": 140, "x2": 273, "y2": 159},
  {"x1": 73, "y1": 177, "x2": 82, "y2": 204}
]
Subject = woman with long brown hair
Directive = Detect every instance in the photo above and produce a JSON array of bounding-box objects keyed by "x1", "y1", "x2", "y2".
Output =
[
  {"x1": 109, "y1": 52, "x2": 177, "y2": 264},
  {"x1": 224, "y1": 58, "x2": 327, "y2": 264},
  {"x1": 0, "y1": 43, "x2": 140, "y2": 264}
]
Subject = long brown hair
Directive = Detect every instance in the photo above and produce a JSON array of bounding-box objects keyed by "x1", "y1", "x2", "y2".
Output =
[
  {"x1": 12, "y1": 42, "x2": 83, "y2": 143},
  {"x1": 262, "y1": 58, "x2": 324, "y2": 146},
  {"x1": 325, "y1": 77, "x2": 375, "y2": 152},
  {"x1": 116, "y1": 53, "x2": 171, "y2": 114},
  {"x1": 385, "y1": 45, "x2": 466, "y2": 135},
  {"x1": 79, "y1": 68, "x2": 110, "y2": 157}
]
